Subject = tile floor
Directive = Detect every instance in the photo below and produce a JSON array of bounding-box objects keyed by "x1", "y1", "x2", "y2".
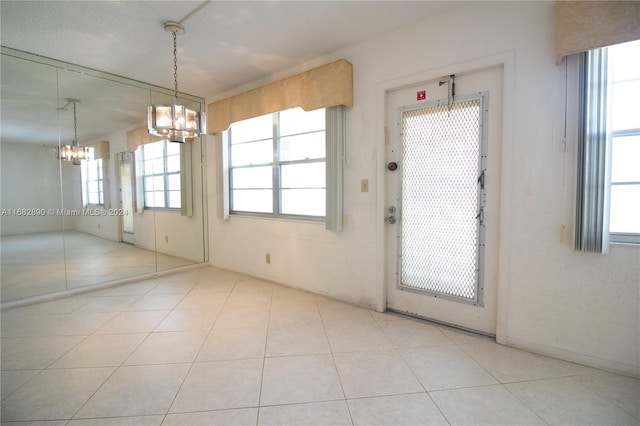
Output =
[
  {"x1": 1, "y1": 267, "x2": 638, "y2": 425},
  {"x1": 1, "y1": 231, "x2": 195, "y2": 302}
]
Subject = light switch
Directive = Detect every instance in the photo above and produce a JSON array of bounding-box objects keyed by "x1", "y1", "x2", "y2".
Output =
[{"x1": 361, "y1": 179, "x2": 369, "y2": 192}]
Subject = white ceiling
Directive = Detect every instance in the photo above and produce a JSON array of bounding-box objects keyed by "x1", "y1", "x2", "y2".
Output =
[
  {"x1": 1, "y1": 0, "x2": 463, "y2": 98},
  {"x1": 1, "y1": 1, "x2": 463, "y2": 146}
]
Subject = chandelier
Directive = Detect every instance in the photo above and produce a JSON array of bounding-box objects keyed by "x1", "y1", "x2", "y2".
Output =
[
  {"x1": 58, "y1": 98, "x2": 94, "y2": 165},
  {"x1": 147, "y1": 21, "x2": 205, "y2": 143}
]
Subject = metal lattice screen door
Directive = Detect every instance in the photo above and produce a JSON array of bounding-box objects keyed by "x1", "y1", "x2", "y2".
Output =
[{"x1": 397, "y1": 92, "x2": 488, "y2": 305}]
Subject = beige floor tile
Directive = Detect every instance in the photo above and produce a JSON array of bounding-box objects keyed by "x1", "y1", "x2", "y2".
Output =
[
  {"x1": 78, "y1": 295, "x2": 141, "y2": 313},
  {"x1": 258, "y1": 400, "x2": 352, "y2": 425},
  {"x1": 506, "y1": 377, "x2": 639, "y2": 425},
  {"x1": 324, "y1": 323, "x2": 394, "y2": 353},
  {"x1": 1, "y1": 369, "x2": 41, "y2": 400},
  {"x1": 430, "y1": 384, "x2": 546, "y2": 425},
  {"x1": 1, "y1": 335, "x2": 84, "y2": 370},
  {"x1": 163, "y1": 407, "x2": 258, "y2": 425},
  {"x1": 266, "y1": 323, "x2": 331, "y2": 357},
  {"x1": 74, "y1": 364, "x2": 190, "y2": 418},
  {"x1": 67, "y1": 415, "x2": 164, "y2": 425},
  {"x1": 572, "y1": 371, "x2": 640, "y2": 419},
  {"x1": 0, "y1": 367, "x2": 114, "y2": 422},
  {"x1": 124, "y1": 294, "x2": 185, "y2": 311},
  {"x1": 124, "y1": 331, "x2": 207, "y2": 365},
  {"x1": 260, "y1": 354, "x2": 343, "y2": 406},
  {"x1": 268, "y1": 301, "x2": 323, "y2": 329},
  {"x1": 459, "y1": 340, "x2": 597, "y2": 383},
  {"x1": 213, "y1": 306, "x2": 270, "y2": 330},
  {"x1": 399, "y1": 345, "x2": 498, "y2": 391},
  {"x1": 347, "y1": 393, "x2": 448, "y2": 425},
  {"x1": 174, "y1": 292, "x2": 227, "y2": 310},
  {"x1": 197, "y1": 327, "x2": 267, "y2": 361},
  {"x1": 101, "y1": 281, "x2": 159, "y2": 296},
  {"x1": 94, "y1": 310, "x2": 169, "y2": 334},
  {"x1": 334, "y1": 350, "x2": 423, "y2": 399},
  {"x1": 170, "y1": 359, "x2": 263, "y2": 413},
  {"x1": 147, "y1": 281, "x2": 196, "y2": 295},
  {"x1": 154, "y1": 308, "x2": 219, "y2": 332},
  {"x1": 50, "y1": 333, "x2": 148, "y2": 368},
  {"x1": 0, "y1": 312, "x2": 64, "y2": 337},
  {"x1": 36, "y1": 312, "x2": 116, "y2": 336},
  {"x1": 378, "y1": 318, "x2": 454, "y2": 348}
]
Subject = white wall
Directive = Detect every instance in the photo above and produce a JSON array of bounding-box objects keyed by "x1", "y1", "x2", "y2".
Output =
[
  {"x1": 207, "y1": 2, "x2": 639, "y2": 377},
  {"x1": 0, "y1": 142, "x2": 81, "y2": 235}
]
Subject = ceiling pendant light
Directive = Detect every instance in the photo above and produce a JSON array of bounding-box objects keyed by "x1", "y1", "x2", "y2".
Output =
[
  {"x1": 57, "y1": 98, "x2": 94, "y2": 165},
  {"x1": 148, "y1": 21, "x2": 205, "y2": 143}
]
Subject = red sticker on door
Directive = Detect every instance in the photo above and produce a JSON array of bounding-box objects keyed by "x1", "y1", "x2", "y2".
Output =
[{"x1": 417, "y1": 90, "x2": 426, "y2": 101}]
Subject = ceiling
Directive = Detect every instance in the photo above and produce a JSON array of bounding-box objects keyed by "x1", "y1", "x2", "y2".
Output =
[
  {"x1": 1, "y1": 0, "x2": 464, "y2": 98},
  {"x1": 1, "y1": 1, "x2": 463, "y2": 146}
]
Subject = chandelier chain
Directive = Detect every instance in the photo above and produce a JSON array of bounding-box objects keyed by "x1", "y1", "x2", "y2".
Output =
[
  {"x1": 173, "y1": 30, "x2": 179, "y2": 99},
  {"x1": 72, "y1": 101, "x2": 78, "y2": 146}
]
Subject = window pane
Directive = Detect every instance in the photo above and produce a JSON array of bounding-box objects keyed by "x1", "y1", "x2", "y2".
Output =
[
  {"x1": 166, "y1": 141, "x2": 181, "y2": 156},
  {"x1": 144, "y1": 141, "x2": 164, "y2": 159},
  {"x1": 611, "y1": 80, "x2": 640, "y2": 131},
  {"x1": 153, "y1": 191, "x2": 165, "y2": 208},
  {"x1": 88, "y1": 182, "x2": 98, "y2": 194},
  {"x1": 87, "y1": 161, "x2": 98, "y2": 180},
  {"x1": 281, "y1": 162, "x2": 325, "y2": 188},
  {"x1": 232, "y1": 189, "x2": 273, "y2": 213},
  {"x1": 231, "y1": 139, "x2": 273, "y2": 166},
  {"x1": 232, "y1": 166, "x2": 272, "y2": 189},
  {"x1": 168, "y1": 191, "x2": 181, "y2": 208},
  {"x1": 281, "y1": 189, "x2": 325, "y2": 216},
  {"x1": 280, "y1": 131, "x2": 326, "y2": 161},
  {"x1": 167, "y1": 155, "x2": 180, "y2": 173},
  {"x1": 168, "y1": 173, "x2": 181, "y2": 190},
  {"x1": 609, "y1": 40, "x2": 640, "y2": 82},
  {"x1": 88, "y1": 193, "x2": 100, "y2": 204},
  {"x1": 610, "y1": 184, "x2": 640, "y2": 233},
  {"x1": 611, "y1": 135, "x2": 640, "y2": 182},
  {"x1": 280, "y1": 107, "x2": 325, "y2": 136},
  {"x1": 231, "y1": 113, "x2": 272, "y2": 144}
]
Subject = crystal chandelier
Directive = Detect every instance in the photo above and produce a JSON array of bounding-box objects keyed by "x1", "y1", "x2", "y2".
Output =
[
  {"x1": 147, "y1": 21, "x2": 205, "y2": 143},
  {"x1": 58, "y1": 99, "x2": 94, "y2": 165}
]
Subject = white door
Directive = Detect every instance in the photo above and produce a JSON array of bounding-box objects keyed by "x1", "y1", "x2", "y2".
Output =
[
  {"x1": 385, "y1": 66, "x2": 503, "y2": 335},
  {"x1": 118, "y1": 152, "x2": 135, "y2": 245}
]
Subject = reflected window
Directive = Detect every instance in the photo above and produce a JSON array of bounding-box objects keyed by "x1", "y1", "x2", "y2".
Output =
[
  {"x1": 142, "y1": 140, "x2": 181, "y2": 209},
  {"x1": 227, "y1": 107, "x2": 326, "y2": 219},
  {"x1": 82, "y1": 158, "x2": 104, "y2": 205}
]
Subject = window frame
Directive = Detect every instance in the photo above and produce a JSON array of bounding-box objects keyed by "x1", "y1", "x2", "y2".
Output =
[
  {"x1": 83, "y1": 158, "x2": 104, "y2": 206},
  {"x1": 227, "y1": 108, "x2": 327, "y2": 221},
  {"x1": 141, "y1": 140, "x2": 182, "y2": 210}
]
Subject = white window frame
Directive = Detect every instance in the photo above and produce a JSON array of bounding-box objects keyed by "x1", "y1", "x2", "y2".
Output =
[
  {"x1": 225, "y1": 106, "x2": 344, "y2": 228},
  {"x1": 82, "y1": 158, "x2": 104, "y2": 206},
  {"x1": 141, "y1": 140, "x2": 181, "y2": 210}
]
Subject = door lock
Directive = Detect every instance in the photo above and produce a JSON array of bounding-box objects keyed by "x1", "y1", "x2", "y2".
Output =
[
  {"x1": 385, "y1": 215, "x2": 397, "y2": 224},
  {"x1": 387, "y1": 161, "x2": 398, "y2": 171}
]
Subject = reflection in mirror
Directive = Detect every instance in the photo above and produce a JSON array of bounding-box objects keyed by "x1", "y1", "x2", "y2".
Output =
[{"x1": 0, "y1": 48, "x2": 207, "y2": 304}]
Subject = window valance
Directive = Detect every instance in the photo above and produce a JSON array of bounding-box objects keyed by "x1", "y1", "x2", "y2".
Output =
[
  {"x1": 126, "y1": 126, "x2": 164, "y2": 152},
  {"x1": 207, "y1": 59, "x2": 353, "y2": 134},
  {"x1": 555, "y1": 0, "x2": 640, "y2": 64},
  {"x1": 89, "y1": 140, "x2": 110, "y2": 160}
]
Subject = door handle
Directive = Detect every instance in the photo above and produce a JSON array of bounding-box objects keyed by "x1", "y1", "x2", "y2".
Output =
[{"x1": 385, "y1": 215, "x2": 397, "y2": 224}]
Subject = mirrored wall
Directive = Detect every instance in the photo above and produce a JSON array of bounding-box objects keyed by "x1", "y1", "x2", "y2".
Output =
[{"x1": 0, "y1": 47, "x2": 208, "y2": 304}]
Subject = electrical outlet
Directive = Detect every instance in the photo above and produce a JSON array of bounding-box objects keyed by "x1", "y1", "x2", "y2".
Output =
[
  {"x1": 266, "y1": 253, "x2": 271, "y2": 264},
  {"x1": 165, "y1": 236, "x2": 169, "y2": 243}
]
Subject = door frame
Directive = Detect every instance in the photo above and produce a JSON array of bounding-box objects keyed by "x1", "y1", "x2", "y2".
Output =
[{"x1": 374, "y1": 52, "x2": 515, "y2": 344}]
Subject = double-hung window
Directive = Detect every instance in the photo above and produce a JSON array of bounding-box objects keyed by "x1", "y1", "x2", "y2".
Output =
[
  {"x1": 228, "y1": 107, "x2": 327, "y2": 219},
  {"x1": 82, "y1": 158, "x2": 104, "y2": 205},
  {"x1": 575, "y1": 39, "x2": 640, "y2": 250},
  {"x1": 141, "y1": 140, "x2": 181, "y2": 209}
]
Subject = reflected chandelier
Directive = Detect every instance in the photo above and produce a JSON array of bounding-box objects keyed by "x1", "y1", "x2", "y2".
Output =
[
  {"x1": 58, "y1": 98, "x2": 94, "y2": 165},
  {"x1": 147, "y1": 21, "x2": 205, "y2": 143}
]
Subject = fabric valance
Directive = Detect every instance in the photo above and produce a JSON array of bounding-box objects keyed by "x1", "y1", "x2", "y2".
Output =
[
  {"x1": 556, "y1": 1, "x2": 640, "y2": 64},
  {"x1": 207, "y1": 59, "x2": 353, "y2": 134}
]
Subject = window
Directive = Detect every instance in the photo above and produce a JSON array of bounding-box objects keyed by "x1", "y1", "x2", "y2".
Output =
[
  {"x1": 607, "y1": 40, "x2": 640, "y2": 243},
  {"x1": 141, "y1": 140, "x2": 181, "y2": 209},
  {"x1": 575, "y1": 39, "x2": 640, "y2": 250},
  {"x1": 83, "y1": 158, "x2": 104, "y2": 205},
  {"x1": 227, "y1": 107, "x2": 326, "y2": 219}
]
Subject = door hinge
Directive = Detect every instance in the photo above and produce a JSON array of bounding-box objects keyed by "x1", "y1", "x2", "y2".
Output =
[
  {"x1": 384, "y1": 126, "x2": 389, "y2": 145},
  {"x1": 477, "y1": 169, "x2": 486, "y2": 189}
]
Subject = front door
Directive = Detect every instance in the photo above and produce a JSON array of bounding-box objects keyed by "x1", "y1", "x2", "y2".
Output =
[{"x1": 385, "y1": 66, "x2": 503, "y2": 335}]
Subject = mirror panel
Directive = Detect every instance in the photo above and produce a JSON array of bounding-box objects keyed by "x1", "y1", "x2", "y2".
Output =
[{"x1": 0, "y1": 48, "x2": 207, "y2": 304}]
